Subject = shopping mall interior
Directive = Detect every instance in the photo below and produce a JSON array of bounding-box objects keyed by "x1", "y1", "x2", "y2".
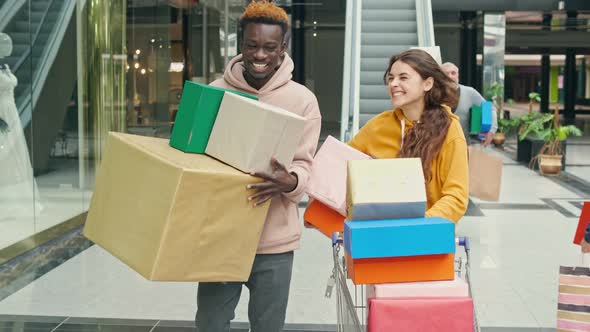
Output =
[{"x1": 0, "y1": 0, "x2": 589, "y2": 331}]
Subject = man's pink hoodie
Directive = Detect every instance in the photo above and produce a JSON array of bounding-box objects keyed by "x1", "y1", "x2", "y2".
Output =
[{"x1": 210, "y1": 53, "x2": 322, "y2": 254}]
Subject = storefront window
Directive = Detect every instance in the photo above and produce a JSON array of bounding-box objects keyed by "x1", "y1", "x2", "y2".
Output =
[
  {"x1": 1, "y1": 0, "x2": 87, "y2": 250},
  {"x1": 0, "y1": 0, "x2": 347, "y2": 252}
]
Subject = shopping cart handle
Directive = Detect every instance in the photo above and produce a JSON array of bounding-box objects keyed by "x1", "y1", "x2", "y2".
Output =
[
  {"x1": 457, "y1": 236, "x2": 470, "y2": 251},
  {"x1": 332, "y1": 232, "x2": 343, "y2": 246}
]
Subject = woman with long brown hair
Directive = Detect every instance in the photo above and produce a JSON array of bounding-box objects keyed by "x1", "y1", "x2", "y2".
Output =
[{"x1": 348, "y1": 49, "x2": 468, "y2": 222}]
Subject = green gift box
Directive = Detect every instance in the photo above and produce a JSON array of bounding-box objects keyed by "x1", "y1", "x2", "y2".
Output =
[
  {"x1": 470, "y1": 104, "x2": 482, "y2": 134},
  {"x1": 170, "y1": 81, "x2": 257, "y2": 153}
]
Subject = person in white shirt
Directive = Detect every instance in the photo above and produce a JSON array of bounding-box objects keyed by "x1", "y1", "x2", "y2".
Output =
[{"x1": 442, "y1": 62, "x2": 498, "y2": 147}]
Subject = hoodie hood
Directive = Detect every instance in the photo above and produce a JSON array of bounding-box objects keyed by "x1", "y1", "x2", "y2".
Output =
[
  {"x1": 443, "y1": 104, "x2": 460, "y2": 122},
  {"x1": 222, "y1": 53, "x2": 294, "y2": 95}
]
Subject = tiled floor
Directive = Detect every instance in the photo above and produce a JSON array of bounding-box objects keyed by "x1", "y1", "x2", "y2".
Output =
[
  {"x1": 0, "y1": 132, "x2": 589, "y2": 330},
  {"x1": 568, "y1": 165, "x2": 590, "y2": 183}
]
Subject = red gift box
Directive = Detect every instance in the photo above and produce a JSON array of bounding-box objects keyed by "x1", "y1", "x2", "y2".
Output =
[
  {"x1": 368, "y1": 297, "x2": 474, "y2": 332},
  {"x1": 573, "y1": 202, "x2": 590, "y2": 245}
]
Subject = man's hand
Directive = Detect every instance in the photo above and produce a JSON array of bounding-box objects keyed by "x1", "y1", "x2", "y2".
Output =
[
  {"x1": 582, "y1": 238, "x2": 590, "y2": 253},
  {"x1": 480, "y1": 132, "x2": 494, "y2": 147},
  {"x1": 247, "y1": 157, "x2": 298, "y2": 207}
]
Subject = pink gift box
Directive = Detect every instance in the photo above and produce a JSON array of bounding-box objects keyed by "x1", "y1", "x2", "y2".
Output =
[
  {"x1": 306, "y1": 136, "x2": 370, "y2": 216},
  {"x1": 368, "y1": 297, "x2": 474, "y2": 332},
  {"x1": 367, "y1": 277, "x2": 469, "y2": 299}
]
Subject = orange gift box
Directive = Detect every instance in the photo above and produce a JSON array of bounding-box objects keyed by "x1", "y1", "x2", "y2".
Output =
[
  {"x1": 303, "y1": 200, "x2": 345, "y2": 239},
  {"x1": 345, "y1": 252, "x2": 455, "y2": 285}
]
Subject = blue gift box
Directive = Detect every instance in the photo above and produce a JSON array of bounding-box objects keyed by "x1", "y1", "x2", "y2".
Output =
[{"x1": 344, "y1": 217, "x2": 455, "y2": 259}]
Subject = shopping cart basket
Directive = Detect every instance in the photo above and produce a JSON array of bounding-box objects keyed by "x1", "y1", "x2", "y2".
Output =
[{"x1": 326, "y1": 233, "x2": 480, "y2": 332}]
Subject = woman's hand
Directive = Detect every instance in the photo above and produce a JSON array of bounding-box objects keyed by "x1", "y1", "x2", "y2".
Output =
[
  {"x1": 247, "y1": 157, "x2": 298, "y2": 207},
  {"x1": 582, "y1": 238, "x2": 590, "y2": 253}
]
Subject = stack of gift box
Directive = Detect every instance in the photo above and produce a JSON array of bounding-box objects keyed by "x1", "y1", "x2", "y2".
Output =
[
  {"x1": 84, "y1": 81, "x2": 305, "y2": 282},
  {"x1": 304, "y1": 137, "x2": 474, "y2": 332}
]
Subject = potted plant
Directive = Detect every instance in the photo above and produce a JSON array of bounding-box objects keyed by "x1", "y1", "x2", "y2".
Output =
[
  {"x1": 485, "y1": 83, "x2": 507, "y2": 147},
  {"x1": 521, "y1": 107, "x2": 582, "y2": 175},
  {"x1": 516, "y1": 92, "x2": 546, "y2": 163},
  {"x1": 527, "y1": 92, "x2": 541, "y2": 114},
  {"x1": 493, "y1": 116, "x2": 520, "y2": 147}
]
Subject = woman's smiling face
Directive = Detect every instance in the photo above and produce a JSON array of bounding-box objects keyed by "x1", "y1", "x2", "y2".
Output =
[{"x1": 386, "y1": 60, "x2": 432, "y2": 110}]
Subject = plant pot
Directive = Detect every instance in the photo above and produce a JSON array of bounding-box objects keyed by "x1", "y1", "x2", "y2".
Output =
[
  {"x1": 538, "y1": 154, "x2": 563, "y2": 176},
  {"x1": 492, "y1": 133, "x2": 505, "y2": 147},
  {"x1": 517, "y1": 137, "x2": 567, "y2": 170}
]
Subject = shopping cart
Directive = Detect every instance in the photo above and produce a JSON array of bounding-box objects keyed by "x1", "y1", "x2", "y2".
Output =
[{"x1": 326, "y1": 233, "x2": 480, "y2": 332}]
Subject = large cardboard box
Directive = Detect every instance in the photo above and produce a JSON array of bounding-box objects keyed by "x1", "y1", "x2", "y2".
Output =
[
  {"x1": 344, "y1": 217, "x2": 455, "y2": 259},
  {"x1": 306, "y1": 135, "x2": 371, "y2": 216},
  {"x1": 205, "y1": 92, "x2": 305, "y2": 174},
  {"x1": 84, "y1": 132, "x2": 270, "y2": 282},
  {"x1": 170, "y1": 81, "x2": 257, "y2": 154},
  {"x1": 346, "y1": 252, "x2": 455, "y2": 285},
  {"x1": 368, "y1": 297, "x2": 473, "y2": 332},
  {"x1": 347, "y1": 158, "x2": 426, "y2": 221}
]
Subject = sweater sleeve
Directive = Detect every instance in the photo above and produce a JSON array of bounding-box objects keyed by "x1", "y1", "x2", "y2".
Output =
[
  {"x1": 347, "y1": 120, "x2": 373, "y2": 154},
  {"x1": 282, "y1": 100, "x2": 322, "y2": 204},
  {"x1": 425, "y1": 137, "x2": 469, "y2": 223},
  {"x1": 491, "y1": 106, "x2": 498, "y2": 134}
]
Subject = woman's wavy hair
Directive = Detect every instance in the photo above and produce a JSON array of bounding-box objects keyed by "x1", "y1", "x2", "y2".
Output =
[{"x1": 383, "y1": 49, "x2": 459, "y2": 181}]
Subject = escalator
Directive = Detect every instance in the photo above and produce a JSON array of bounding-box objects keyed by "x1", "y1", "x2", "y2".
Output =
[
  {"x1": 0, "y1": 0, "x2": 77, "y2": 172},
  {"x1": 340, "y1": 0, "x2": 436, "y2": 140}
]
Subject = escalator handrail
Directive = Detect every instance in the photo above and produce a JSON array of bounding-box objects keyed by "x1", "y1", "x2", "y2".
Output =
[
  {"x1": 0, "y1": 0, "x2": 26, "y2": 32},
  {"x1": 416, "y1": 0, "x2": 436, "y2": 47},
  {"x1": 17, "y1": 0, "x2": 76, "y2": 126},
  {"x1": 13, "y1": 0, "x2": 57, "y2": 74}
]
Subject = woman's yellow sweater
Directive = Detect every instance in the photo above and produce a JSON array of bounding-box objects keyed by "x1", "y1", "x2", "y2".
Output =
[{"x1": 348, "y1": 106, "x2": 469, "y2": 222}]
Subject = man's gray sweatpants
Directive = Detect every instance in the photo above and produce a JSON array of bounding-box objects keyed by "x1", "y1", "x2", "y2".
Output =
[{"x1": 195, "y1": 251, "x2": 294, "y2": 332}]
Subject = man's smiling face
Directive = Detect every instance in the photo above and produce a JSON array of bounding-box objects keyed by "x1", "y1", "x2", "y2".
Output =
[{"x1": 241, "y1": 23, "x2": 286, "y2": 85}]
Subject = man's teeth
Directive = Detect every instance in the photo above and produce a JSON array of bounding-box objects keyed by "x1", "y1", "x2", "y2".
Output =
[
  {"x1": 253, "y1": 63, "x2": 267, "y2": 68},
  {"x1": 393, "y1": 92, "x2": 404, "y2": 96}
]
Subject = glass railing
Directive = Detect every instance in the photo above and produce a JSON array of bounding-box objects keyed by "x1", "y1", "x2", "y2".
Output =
[
  {"x1": 11, "y1": 0, "x2": 68, "y2": 112},
  {"x1": 32, "y1": 0, "x2": 65, "y2": 77}
]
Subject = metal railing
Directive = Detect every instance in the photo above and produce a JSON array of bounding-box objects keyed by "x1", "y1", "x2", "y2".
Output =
[
  {"x1": 16, "y1": 0, "x2": 75, "y2": 126},
  {"x1": 416, "y1": 0, "x2": 436, "y2": 47},
  {"x1": 339, "y1": 0, "x2": 361, "y2": 142},
  {"x1": 13, "y1": 0, "x2": 56, "y2": 72},
  {"x1": 0, "y1": 0, "x2": 26, "y2": 32}
]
